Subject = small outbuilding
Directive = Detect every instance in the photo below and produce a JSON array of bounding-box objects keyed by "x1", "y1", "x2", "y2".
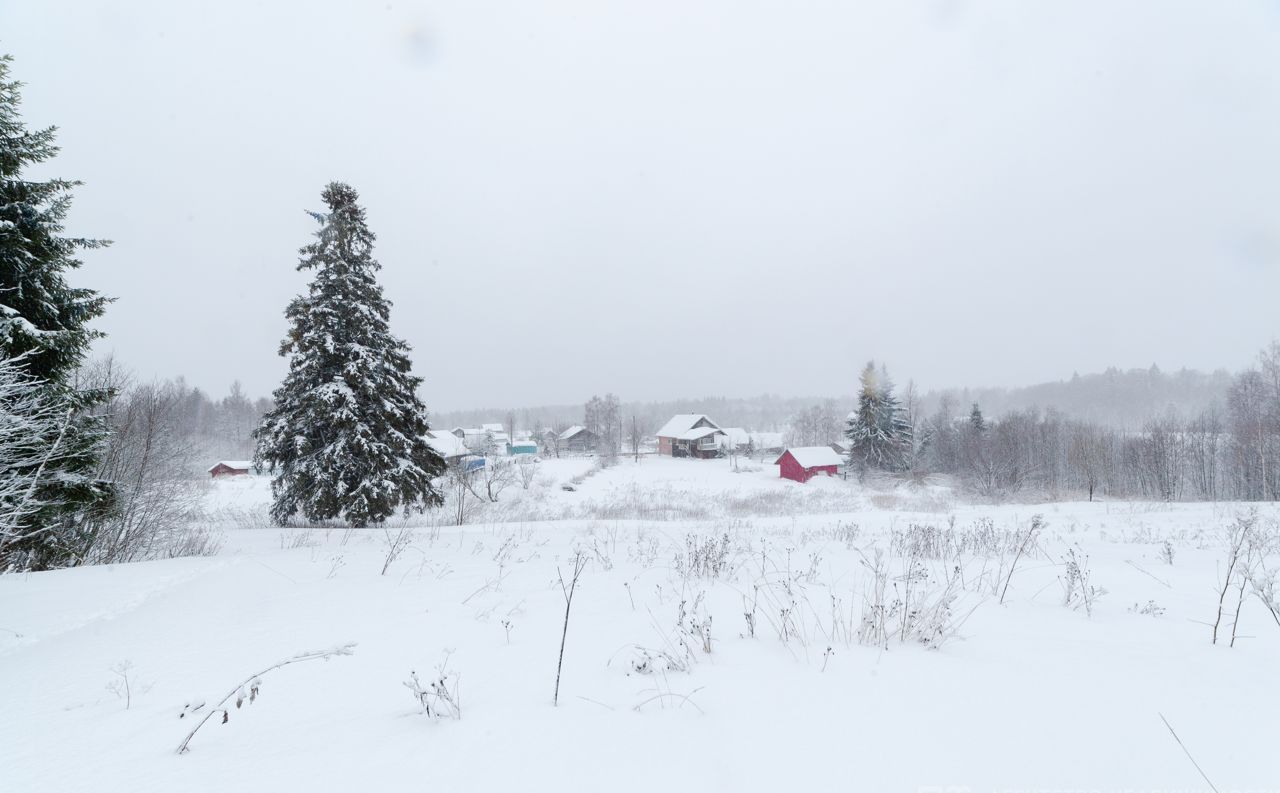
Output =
[
  {"x1": 507, "y1": 440, "x2": 538, "y2": 456},
  {"x1": 775, "y1": 447, "x2": 843, "y2": 483},
  {"x1": 208, "y1": 460, "x2": 254, "y2": 478}
]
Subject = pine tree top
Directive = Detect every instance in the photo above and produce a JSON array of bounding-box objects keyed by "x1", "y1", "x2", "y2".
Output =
[{"x1": 0, "y1": 52, "x2": 112, "y2": 386}]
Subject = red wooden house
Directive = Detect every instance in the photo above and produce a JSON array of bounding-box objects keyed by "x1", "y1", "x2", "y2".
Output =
[
  {"x1": 775, "y1": 447, "x2": 843, "y2": 483},
  {"x1": 208, "y1": 460, "x2": 254, "y2": 478}
]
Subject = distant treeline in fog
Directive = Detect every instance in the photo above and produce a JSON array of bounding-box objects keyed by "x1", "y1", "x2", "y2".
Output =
[{"x1": 432, "y1": 364, "x2": 1234, "y2": 436}]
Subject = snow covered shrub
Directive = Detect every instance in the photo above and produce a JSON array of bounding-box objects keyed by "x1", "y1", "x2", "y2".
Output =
[
  {"x1": 993, "y1": 515, "x2": 1045, "y2": 603},
  {"x1": 280, "y1": 529, "x2": 319, "y2": 549},
  {"x1": 1129, "y1": 600, "x2": 1165, "y2": 617},
  {"x1": 1058, "y1": 544, "x2": 1106, "y2": 616},
  {"x1": 516, "y1": 457, "x2": 538, "y2": 490},
  {"x1": 217, "y1": 504, "x2": 273, "y2": 531},
  {"x1": 674, "y1": 532, "x2": 734, "y2": 579},
  {"x1": 856, "y1": 546, "x2": 970, "y2": 650},
  {"x1": 1250, "y1": 564, "x2": 1280, "y2": 631},
  {"x1": 443, "y1": 465, "x2": 482, "y2": 526},
  {"x1": 621, "y1": 645, "x2": 691, "y2": 675},
  {"x1": 404, "y1": 651, "x2": 461, "y2": 720},
  {"x1": 106, "y1": 661, "x2": 146, "y2": 709},
  {"x1": 381, "y1": 526, "x2": 415, "y2": 575},
  {"x1": 176, "y1": 643, "x2": 356, "y2": 754},
  {"x1": 1160, "y1": 539, "x2": 1176, "y2": 565},
  {"x1": 76, "y1": 376, "x2": 209, "y2": 566},
  {"x1": 162, "y1": 524, "x2": 223, "y2": 559},
  {"x1": 1212, "y1": 512, "x2": 1263, "y2": 646}
]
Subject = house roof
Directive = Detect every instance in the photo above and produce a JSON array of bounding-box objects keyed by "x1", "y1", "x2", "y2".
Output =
[
  {"x1": 721, "y1": 427, "x2": 750, "y2": 444},
  {"x1": 208, "y1": 460, "x2": 253, "y2": 472},
  {"x1": 426, "y1": 433, "x2": 467, "y2": 458},
  {"x1": 776, "y1": 446, "x2": 844, "y2": 468},
  {"x1": 656, "y1": 414, "x2": 721, "y2": 438},
  {"x1": 560, "y1": 425, "x2": 587, "y2": 440},
  {"x1": 509, "y1": 440, "x2": 537, "y2": 449},
  {"x1": 677, "y1": 426, "x2": 725, "y2": 441},
  {"x1": 481, "y1": 423, "x2": 505, "y2": 432}
]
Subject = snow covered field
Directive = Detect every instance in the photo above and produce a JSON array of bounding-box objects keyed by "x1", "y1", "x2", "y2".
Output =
[{"x1": 4, "y1": 457, "x2": 1279, "y2": 792}]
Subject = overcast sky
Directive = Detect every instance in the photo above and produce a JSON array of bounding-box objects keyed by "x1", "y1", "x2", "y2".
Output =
[{"x1": 4, "y1": 1, "x2": 1278, "y2": 410}]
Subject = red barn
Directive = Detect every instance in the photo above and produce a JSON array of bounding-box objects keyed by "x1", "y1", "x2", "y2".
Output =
[
  {"x1": 208, "y1": 460, "x2": 254, "y2": 478},
  {"x1": 775, "y1": 447, "x2": 843, "y2": 483}
]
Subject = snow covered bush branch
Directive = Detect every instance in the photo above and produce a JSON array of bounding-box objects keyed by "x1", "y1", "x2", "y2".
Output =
[
  {"x1": 404, "y1": 650, "x2": 461, "y2": 720},
  {"x1": 175, "y1": 642, "x2": 357, "y2": 754}
]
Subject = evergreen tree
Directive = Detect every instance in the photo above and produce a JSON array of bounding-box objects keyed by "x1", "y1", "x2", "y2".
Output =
[
  {"x1": 845, "y1": 361, "x2": 911, "y2": 473},
  {"x1": 254, "y1": 183, "x2": 445, "y2": 527},
  {"x1": 876, "y1": 364, "x2": 913, "y2": 467},
  {"x1": 0, "y1": 54, "x2": 113, "y2": 571},
  {"x1": 969, "y1": 403, "x2": 987, "y2": 433}
]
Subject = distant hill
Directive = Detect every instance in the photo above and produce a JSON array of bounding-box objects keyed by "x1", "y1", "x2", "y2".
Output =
[
  {"x1": 430, "y1": 366, "x2": 1235, "y2": 434},
  {"x1": 920, "y1": 366, "x2": 1233, "y2": 428}
]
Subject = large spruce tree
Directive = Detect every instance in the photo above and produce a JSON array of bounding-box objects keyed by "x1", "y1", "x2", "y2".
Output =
[
  {"x1": 254, "y1": 182, "x2": 445, "y2": 527},
  {"x1": 0, "y1": 54, "x2": 113, "y2": 571},
  {"x1": 845, "y1": 361, "x2": 911, "y2": 474}
]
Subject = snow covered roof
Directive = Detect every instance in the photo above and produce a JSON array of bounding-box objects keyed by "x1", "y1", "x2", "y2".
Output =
[
  {"x1": 425, "y1": 433, "x2": 467, "y2": 458},
  {"x1": 777, "y1": 446, "x2": 844, "y2": 468},
  {"x1": 560, "y1": 425, "x2": 587, "y2": 440},
  {"x1": 208, "y1": 460, "x2": 253, "y2": 472},
  {"x1": 677, "y1": 426, "x2": 725, "y2": 441},
  {"x1": 656, "y1": 414, "x2": 721, "y2": 438},
  {"x1": 721, "y1": 427, "x2": 750, "y2": 445},
  {"x1": 481, "y1": 423, "x2": 505, "y2": 432}
]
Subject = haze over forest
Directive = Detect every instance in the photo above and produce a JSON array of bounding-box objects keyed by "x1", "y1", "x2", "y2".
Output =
[{"x1": 2, "y1": 0, "x2": 1276, "y2": 409}]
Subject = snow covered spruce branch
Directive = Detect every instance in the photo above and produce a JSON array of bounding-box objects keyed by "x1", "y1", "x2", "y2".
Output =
[
  {"x1": 0, "y1": 355, "x2": 80, "y2": 572},
  {"x1": 175, "y1": 642, "x2": 357, "y2": 754}
]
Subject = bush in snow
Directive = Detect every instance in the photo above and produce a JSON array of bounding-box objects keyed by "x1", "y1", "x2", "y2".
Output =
[
  {"x1": 674, "y1": 532, "x2": 734, "y2": 580},
  {"x1": 1211, "y1": 512, "x2": 1262, "y2": 646},
  {"x1": 404, "y1": 651, "x2": 461, "y2": 720},
  {"x1": 1129, "y1": 600, "x2": 1165, "y2": 617},
  {"x1": 1059, "y1": 544, "x2": 1106, "y2": 617},
  {"x1": 856, "y1": 547, "x2": 969, "y2": 649}
]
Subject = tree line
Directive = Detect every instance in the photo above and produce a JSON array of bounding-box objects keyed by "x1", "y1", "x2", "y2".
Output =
[{"x1": 843, "y1": 345, "x2": 1280, "y2": 502}]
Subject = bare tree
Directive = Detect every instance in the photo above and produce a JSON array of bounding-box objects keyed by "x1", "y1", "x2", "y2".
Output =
[
  {"x1": 86, "y1": 376, "x2": 208, "y2": 564},
  {"x1": 627, "y1": 414, "x2": 649, "y2": 462},
  {"x1": 466, "y1": 457, "x2": 514, "y2": 503},
  {"x1": 517, "y1": 457, "x2": 538, "y2": 490},
  {"x1": 444, "y1": 465, "x2": 480, "y2": 525}
]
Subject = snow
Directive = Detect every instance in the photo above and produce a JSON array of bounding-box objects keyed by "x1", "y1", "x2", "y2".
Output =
[
  {"x1": 749, "y1": 431, "x2": 784, "y2": 449},
  {"x1": 655, "y1": 413, "x2": 720, "y2": 438},
  {"x1": 779, "y1": 446, "x2": 844, "y2": 468},
  {"x1": 423, "y1": 433, "x2": 466, "y2": 459},
  {"x1": 675, "y1": 425, "x2": 724, "y2": 441},
  {"x1": 3, "y1": 457, "x2": 1279, "y2": 791},
  {"x1": 559, "y1": 425, "x2": 586, "y2": 440},
  {"x1": 207, "y1": 460, "x2": 253, "y2": 472}
]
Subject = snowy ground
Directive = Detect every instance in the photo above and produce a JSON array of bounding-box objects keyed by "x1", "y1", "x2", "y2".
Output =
[{"x1": 3, "y1": 456, "x2": 1279, "y2": 792}]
